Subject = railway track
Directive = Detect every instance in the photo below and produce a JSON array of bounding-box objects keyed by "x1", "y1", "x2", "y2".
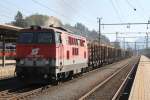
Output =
[
  {"x1": 79, "y1": 57, "x2": 139, "y2": 100},
  {"x1": 0, "y1": 77, "x2": 50, "y2": 100},
  {"x1": 0, "y1": 57, "x2": 136, "y2": 100},
  {"x1": 0, "y1": 83, "x2": 50, "y2": 100},
  {"x1": 111, "y1": 58, "x2": 139, "y2": 100}
]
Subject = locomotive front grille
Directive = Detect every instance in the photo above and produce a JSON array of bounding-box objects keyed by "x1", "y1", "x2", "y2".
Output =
[
  {"x1": 24, "y1": 60, "x2": 34, "y2": 66},
  {"x1": 17, "y1": 57, "x2": 56, "y2": 67}
]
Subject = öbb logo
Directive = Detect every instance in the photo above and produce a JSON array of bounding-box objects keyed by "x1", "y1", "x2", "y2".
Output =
[{"x1": 31, "y1": 48, "x2": 39, "y2": 56}]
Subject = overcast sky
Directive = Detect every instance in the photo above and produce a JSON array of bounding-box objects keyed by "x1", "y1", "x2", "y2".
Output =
[{"x1": 0, "y1": 0, "x2": 150, "y2": 43}]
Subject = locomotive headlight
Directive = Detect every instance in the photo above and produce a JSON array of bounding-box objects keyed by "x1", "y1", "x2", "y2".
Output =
[
  {"x1": 20, "y1": 60, "x2": 24, "y2": 65},
  {"x1": 43, "y1": 59, "x2": 55, "y2": 66},
  {"x1": 45, "y1": 60, "x2": 49, "y2": 65},
  {"x1": 44, "y1": 74, "x2": 48, "y2": 79},
  {"x1": 50, "y1": 59, "x2": 55, "y2": 66}
]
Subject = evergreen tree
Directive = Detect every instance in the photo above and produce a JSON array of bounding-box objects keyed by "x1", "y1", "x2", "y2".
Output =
[{"x1": 12, "y1": 11, "x2": 27, "y2": 27}]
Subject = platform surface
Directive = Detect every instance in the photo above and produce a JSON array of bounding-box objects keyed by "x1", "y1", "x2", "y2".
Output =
[
  {"x1": 0, "y1": 65, "x2": 15, "y2": 79},
  {"x1": 129, "y1": 55, "x2": 150, "y2": 100},
  {"x1": 0, "y1": 60, "x2": 16, "y2": 64},
  {"x1": 0, "y1": 60, "x2": 15, "y2": 79}
]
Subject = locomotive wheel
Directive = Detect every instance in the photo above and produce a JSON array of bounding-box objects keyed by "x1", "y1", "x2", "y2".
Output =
[
  {"x1": 63, "y1": 71, "x2": 73, "y2": 81},
  {"x1": 65, "y1": 72, "x2": 70, "y2": 78},
  {"x1": 51, "y1": 79, "x2": 59, "y2": 85},
  {"x1": 81, "y1": 68, "x2": 87, "y2": 73},
  {"x1": 16, "y1": 73, "x2": 24, "y2": 80},
  {"x1": 68, "y1": 71, "x2": 73, "y2": 80}
]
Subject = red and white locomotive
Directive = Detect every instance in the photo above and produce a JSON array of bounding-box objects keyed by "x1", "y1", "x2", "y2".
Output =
[{"x1": 16, "y1": 26, "x2": 88, "y2": 82}]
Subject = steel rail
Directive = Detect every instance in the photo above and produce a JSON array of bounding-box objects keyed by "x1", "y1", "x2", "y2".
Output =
[
  {"x1": 7, "y1": 86, "x2": 49, "y2": 100},
  {"x1": 111, "y1": 59, "x2": 138, "y2": 100},
  {"x1": 79, "y1": 58, "x2": 137, "y2": 100}
]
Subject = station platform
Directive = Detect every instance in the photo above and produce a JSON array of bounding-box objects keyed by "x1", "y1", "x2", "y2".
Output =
[
  {"x1": 129, "y1": 55, "x2": 150, "y2": 100},
  {"x1": 0, "y1": 60, "x2": 15, "y2": 79},
  {"x1": 0, "y1": 60, "x2": 16, "y2": 65}
]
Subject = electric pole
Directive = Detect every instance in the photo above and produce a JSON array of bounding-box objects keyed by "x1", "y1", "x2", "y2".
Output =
[
  {"x1": 97, "y1": 17, "x2": 102, "y2": 65},
  {"x1": 116, "y1": 32, "x2": 118, "y2": 42},
  {"x1": 146, "y1": 32, "x2": 148, "y2": 49},
  {"x1": 97, "y1": 17, "x2": 102, "y2": 44},
  {"x1": 123, "y1": 37, "x2": 125, "y2": 50},
  {"x1": 134, "y1": 42, "x2": 136, "y2": 55}
]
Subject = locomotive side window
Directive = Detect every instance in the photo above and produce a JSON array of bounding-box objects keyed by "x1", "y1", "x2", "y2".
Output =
[
  {"x1": 68, "y1": 37, "x2": 71, "y2": 45},
  {"x1": 77, "y1": 39, "x2": 80, "y2": 45},
  {"x1": 75, "y1": 39, "x2": 78, "y2": 45},
  {"x1": 68, "y1": 37, "x2": 80, "y2": 46},
  {"x1": 80, "y1": 40, "x2": 85, "y2": 46},
  {"x1": 55, "y1": 32, "x2": 62, "y2": 44},
  {"x1": 72, "y1": 48, "x2": 79, "y2": 55},
  {"x1": 67, "y1": 50, "x2": 70, "y2": 59},
  {"x1": 84, "y1": 51, "x2": 86, "y2": 58}
]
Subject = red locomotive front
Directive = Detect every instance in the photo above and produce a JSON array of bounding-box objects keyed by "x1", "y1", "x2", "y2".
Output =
[{"x1": 15, "y1": 26, "x2": 88, "y2": 83}]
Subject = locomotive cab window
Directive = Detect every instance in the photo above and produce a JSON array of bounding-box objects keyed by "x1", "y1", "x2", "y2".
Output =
[
  {"x1": 18, "y1": 33, "x2": 34, "y2": 43},
  {"x1": 18, "y1": 30, "x2": 55, "y2": 44},
  {"x1": 55, "y1": 32, "x2": 62, "y2": 44},
  {"x1": 37, "y1": 33, "x2": 53, "y2": 44}
]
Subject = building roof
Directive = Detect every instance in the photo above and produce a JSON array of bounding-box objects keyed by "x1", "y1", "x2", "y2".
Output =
[
  {"x1": 0, "y1": 24, "x2": 23, "y2": 43},
  {"x1": 0, "y1": 24, "x2": 23, "y2": 31}
]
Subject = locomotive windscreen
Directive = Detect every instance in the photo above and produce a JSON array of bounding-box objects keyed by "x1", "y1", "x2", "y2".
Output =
[
  {"x1": 17, "y1": 32, "x2": 54, "y2": 44},
  {"x1": 18, "y1": 33, "x2": 33, "y2": 43}
]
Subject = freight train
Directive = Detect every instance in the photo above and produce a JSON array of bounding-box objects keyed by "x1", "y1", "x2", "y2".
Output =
[{"x1": 15, "y1": 25, "x2": 132, "y2": 83}]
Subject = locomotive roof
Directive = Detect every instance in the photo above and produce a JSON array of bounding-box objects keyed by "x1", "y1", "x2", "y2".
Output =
[
  {"x1": 49, "y1": 26, "x2": 86, "y2": 39},
  {"x1": 20, "y1": 26, "x2": 86, "y2": 40}
]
